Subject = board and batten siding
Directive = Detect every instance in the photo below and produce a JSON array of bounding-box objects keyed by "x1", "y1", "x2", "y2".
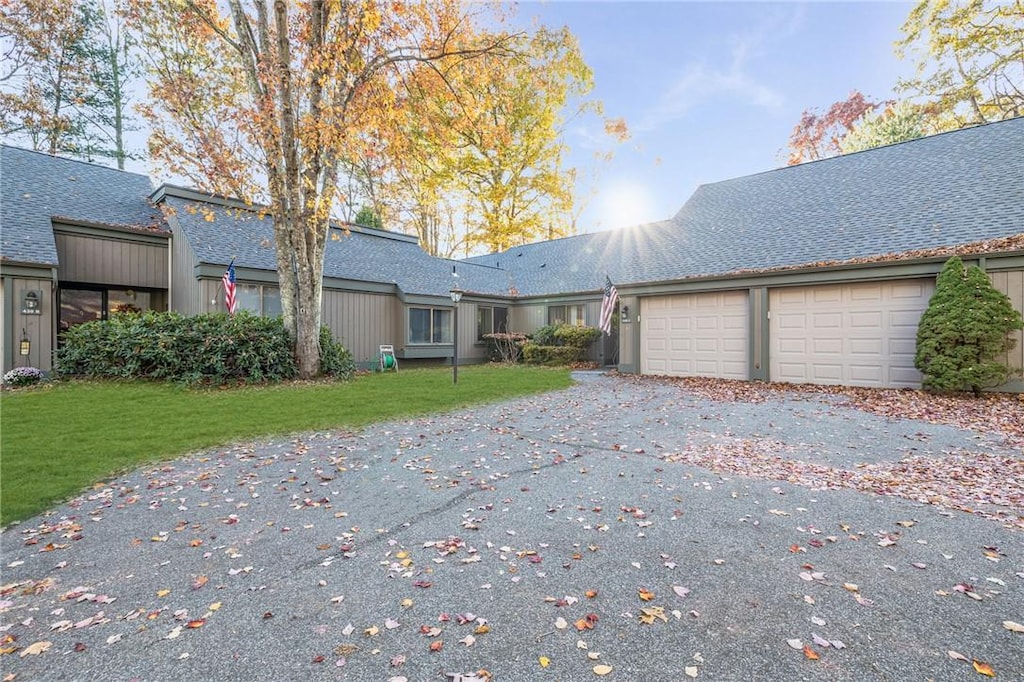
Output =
[
  {"x1": 169, "y1": 230, "x2": 201, "y2": 315},
  {"x1": 4, "y1": 277, "x2": 55, "y2": 373},
  {"x1": 55, "y1": 233, "x2": 167, "y2": 289},
  {"x1": 990, "y1": 268, "x2": 1024, "y2": 379},
  {"x1": 322, "y1": 289, "x2": 399, "y2": 367}
]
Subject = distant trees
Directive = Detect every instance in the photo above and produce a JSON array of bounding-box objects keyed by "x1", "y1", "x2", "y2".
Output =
[
  {"x1": 915, "y1": 257, "x2": 1024, "y2": 395},
  {"x1": 0, "y1": 0, "x2": 138, "y2": 167},
  {"x1": 787, "y1": 0, "x2": 1022, "y2": 164},
  {"x1": 896, "y1": 0, "x2": 1023, "y2": 125}
]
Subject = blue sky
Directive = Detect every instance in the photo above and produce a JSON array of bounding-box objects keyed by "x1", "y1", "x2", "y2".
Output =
[{"x1": 516, "y1": 1, "x2": 917, "y2": 232}]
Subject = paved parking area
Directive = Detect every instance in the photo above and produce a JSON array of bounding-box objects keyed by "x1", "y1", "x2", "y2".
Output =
[{"x1": 2, "y1": 374, "x2": 1022, "y2": 680}]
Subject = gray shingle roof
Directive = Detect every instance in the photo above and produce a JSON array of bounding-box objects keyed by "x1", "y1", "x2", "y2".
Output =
[
  {"x1": 0, "y1": 145, "x2": 164, "y2": 265},
  {"x1": 466, "y1": 116, "x2": 1024, "y2": 296},
  {"x1": 164, "y1": 194, "x2": 508, "y2": 297}
]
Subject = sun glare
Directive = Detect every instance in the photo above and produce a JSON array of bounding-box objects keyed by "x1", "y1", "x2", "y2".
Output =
[{"x1": 597, "y1": 180, "x2": 657, "y2": 230}]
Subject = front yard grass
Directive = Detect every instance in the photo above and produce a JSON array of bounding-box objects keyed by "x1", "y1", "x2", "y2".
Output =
[{"x1": 0, "y1": 365, "x2": 572, "y2": 525}]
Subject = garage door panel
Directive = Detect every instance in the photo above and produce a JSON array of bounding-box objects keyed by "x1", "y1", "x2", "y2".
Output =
[
  {"x1": 642, "y1": 292, "x2": 748, "y2": 380},
  {"x1": 770, "y1": 279, "x2": 934, "y2": 388}
]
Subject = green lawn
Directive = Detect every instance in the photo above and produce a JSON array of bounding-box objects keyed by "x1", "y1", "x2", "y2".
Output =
[{"x1": 0, "y1": 365, "x2": 572, "y2": 525}]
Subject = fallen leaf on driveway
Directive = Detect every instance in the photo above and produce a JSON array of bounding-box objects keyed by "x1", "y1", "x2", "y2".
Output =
[
  {"x1": 802, "y1": 645, "x2": 819, "y2": 660},
  {"x1": 538, "y1": 656, "x2": 550, "y2": 668},
  {"x1": 948, "y1": 650, "x2": 969, "y2": 662},
  {"x1": 786, "y1": 639, "x2": 803, "y2": 650},
  {"x1": 684, "y1": 666, "x2": 698, "y2": 678},
  {"x1": 19, "y1": 641, "x2": 52, "y2": 657},
  {"x1": 593, "y1": 664, "x2": 613, "y2": 675},
  {"x1": 973, "y1": 660, "x2": 996, "y2": 677},
  {"x1": 1003, "y1": 620, "x2": 1024, "y2": 633},
  {"x1": 672, "y1": 585, "x2": 690, "y2": 598}
]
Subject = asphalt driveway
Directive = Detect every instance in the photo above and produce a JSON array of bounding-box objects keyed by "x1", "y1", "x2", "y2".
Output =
[{"x1": 2, "y1": 373, "x2": 1022, "y2": 681}]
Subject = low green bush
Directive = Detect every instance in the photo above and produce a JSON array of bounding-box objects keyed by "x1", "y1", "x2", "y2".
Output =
[
  {"x1": 56, "y1": 311, "x2": 298, "y2": 385},
  {"x1": 319, "y1": 326, "x2": 356, "y2": 379},
  {"x1": 522, "y1": 343, "x2": 583, "y2": 365},
  {"x1": 530, "y1": 324, "x2": 561, "y2": 346},
  {"x1": 554, "y1": 324, "x2": 601, "y2": 348}
]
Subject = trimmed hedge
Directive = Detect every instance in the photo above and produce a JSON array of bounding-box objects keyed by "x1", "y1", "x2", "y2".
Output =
[
  {"x1": 522, "y1": 323, "x2": 601, "y2": 366},
  {"x1": 56, "y1": 311, "x2": 354, "y2": 385},
  {"x1": 522, "y1": 344, "x2": 584, "y2": 365}
]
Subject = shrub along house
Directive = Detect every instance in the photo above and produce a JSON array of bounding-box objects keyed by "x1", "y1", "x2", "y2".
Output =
[{"x1": 2, "y1": 116, "x2": 1022, "y2": 389}]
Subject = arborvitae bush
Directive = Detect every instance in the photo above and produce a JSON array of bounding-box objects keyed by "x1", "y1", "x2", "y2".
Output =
[
  {"x1": 55, "y1": 311, "x2": 302, "y2": 385},
  {"x1": 915, "y1": 256, "x2": 1024, "y2": 395}
]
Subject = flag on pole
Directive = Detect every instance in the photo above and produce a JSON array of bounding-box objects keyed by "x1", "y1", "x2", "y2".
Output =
[
  {"x1": 222, "y1": 259, "x2": 237, "y2": 314},
  {"x1": 599, "y1": 275, "x2": 618, "y2": 335}
]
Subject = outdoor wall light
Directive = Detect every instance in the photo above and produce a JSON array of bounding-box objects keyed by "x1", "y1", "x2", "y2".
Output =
[
  {"x1": 21, "y1": 290, "x2": 41, "y2": 315},
  {"x1": 621, "y1": 305, "x2": 631, "y2": 323}
]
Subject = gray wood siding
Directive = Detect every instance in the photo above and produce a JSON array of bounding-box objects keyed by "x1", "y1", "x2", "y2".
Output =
[
  {"x1": 170, "y1": 232, "x2": 201, "y2": 314},
  {"x1": 461, "y1": 303, "x2": 487, "y2": 361},
  {"x1": 5, "y1": 277, "x2": 55, "y2": 373},
  {"x1": 991, "y1": 269, "x2": 1024, "y2": 377},
  {"x1": 510, "y1": 304, "x2": 546, "y2": 334},
  {"x1": 56, "y1": 233, "x2": 168, "y2": 288},
  {"x1": 322, "y1": 290, "x2": 399, "y2": 367}
]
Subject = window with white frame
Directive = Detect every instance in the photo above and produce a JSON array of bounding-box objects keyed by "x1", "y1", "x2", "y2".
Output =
[
  {"x1": 476, "y1": 305, "x2": 509, "y2": 340},
  {"x1": 409, "y1": 307, "x2": 453, "y2": 344},
  {"x1": 547, "y1": 304, "x2": 586, "y2": 326}
]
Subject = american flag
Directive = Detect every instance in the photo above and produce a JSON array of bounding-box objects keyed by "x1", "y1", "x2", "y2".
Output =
[
  {"x1": 599, "y1": 275, "x2": 618, "y2": 335},
  {"x1": 222, "y1": 259, "x2": 237, "y2": 314}
]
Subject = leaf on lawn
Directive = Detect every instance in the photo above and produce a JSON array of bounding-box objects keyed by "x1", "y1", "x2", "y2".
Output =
[
  {"x1": 672, "y1": 585, "x2": 691, "y2": 598},
  {"x1": 1003, "y1": 620, "x2": 1024, "y2": 633},
  {"x1": 948, "y1": 650, "x2": 969, "y2": 662},
  {"x1": 539, "y1": 656, "x2": 550, "y2": 668},
  {"x1": 972, "y1": 660, "x2": 996, "y2": 677},
  {"x1": 593, "y1": 664, "x2": 613, "y2": 675},
  {"x1": 802, "y1": 645, "x2": 819, "y2": 660},
  {"x1": 19, "y1": 641, "x2": 51, "y2": 657}
]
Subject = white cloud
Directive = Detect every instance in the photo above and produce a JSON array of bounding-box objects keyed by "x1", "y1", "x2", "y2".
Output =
[{"x1": 634, "y1": 6, "x2": 803, "y2": 134}]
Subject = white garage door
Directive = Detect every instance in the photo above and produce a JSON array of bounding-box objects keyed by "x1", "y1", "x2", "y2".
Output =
[
  {"x1": 769, "y1": 279, "x2": 934, "y2": 388},
  {"x1": 641, "y1": 291, "x2": 748, "y2": 379}
]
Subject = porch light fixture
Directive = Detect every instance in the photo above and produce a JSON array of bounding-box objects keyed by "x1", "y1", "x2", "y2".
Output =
[{"x1": 450, "y1": 286, "x2": 463, "y2": 384}]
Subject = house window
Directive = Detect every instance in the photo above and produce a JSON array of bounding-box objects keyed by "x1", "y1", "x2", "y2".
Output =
[
  {"x1": 548, "y1": 304, "x2": 586, "y2": 326},
  {"x1": 476, "y1": 305, "x2": 508, "y2": 340},
  {"x1": 234, "y1": 284, "x2": 281, "y2": 317},
  {"x1": 58, "y1": 285, "x2": 166, "y2": 336},
  {"x1": 409, "y1": 307, "x2": 453, "y2": 344}
]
